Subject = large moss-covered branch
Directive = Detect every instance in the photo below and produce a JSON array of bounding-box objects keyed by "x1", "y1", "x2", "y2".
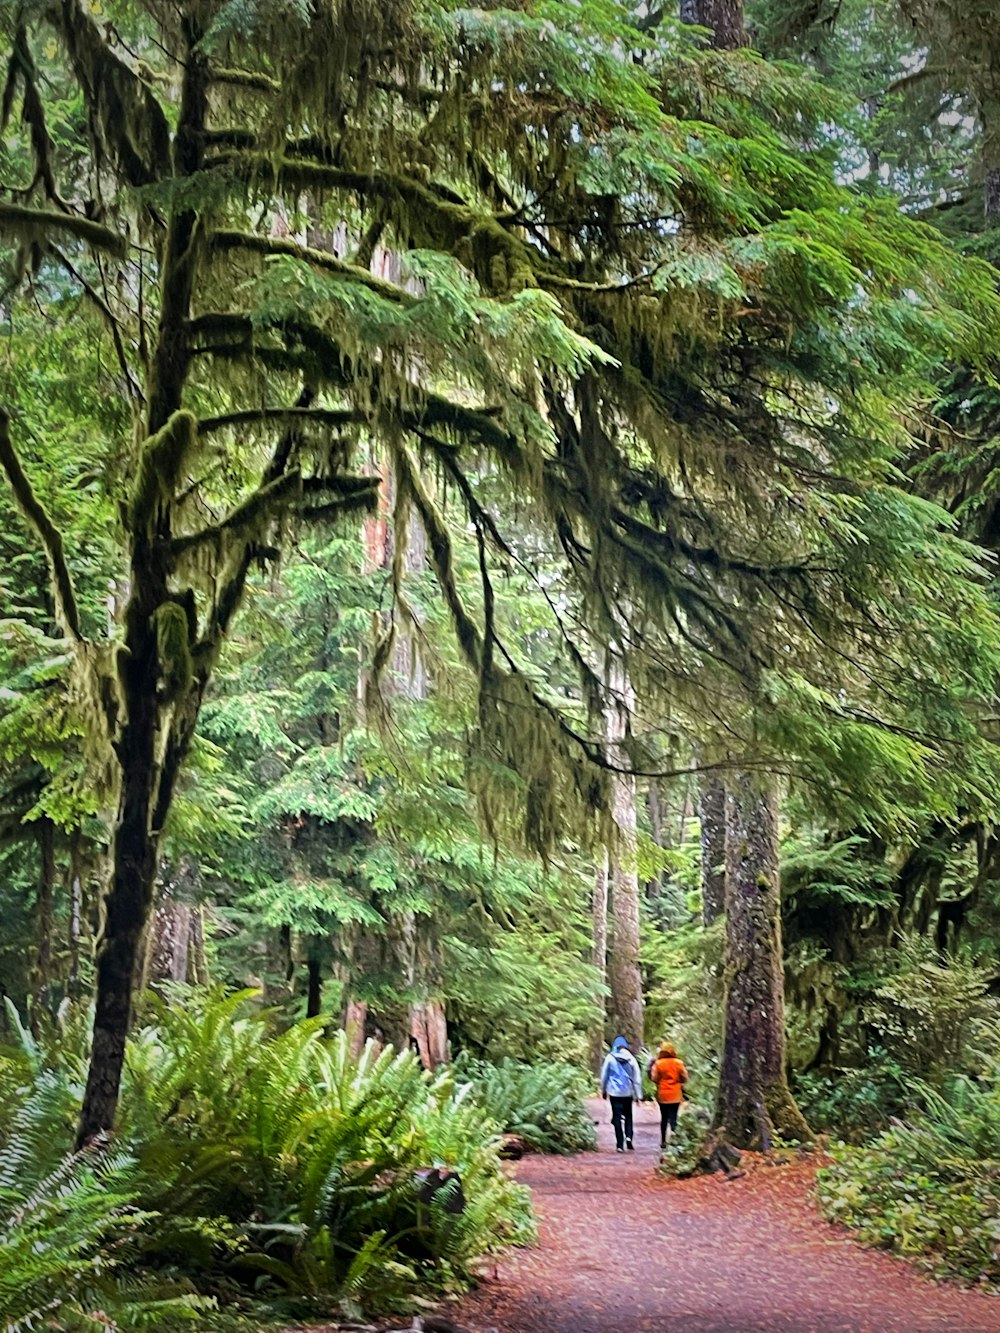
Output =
[
  {"x1": 208, "y1": 155, "x2": 548, "y2": 291},
  {"x1": 0, "y1": 407, "x2": 82, "y2": 640},
  {"x1": 0, "y1": 202, "x2": 127, "y2": 256},
  {"x1": 48, "y1": 0, "x2": 170, "y2": 188},
  {"x1": 190, "y1": 312, "x2": 515, "y2": 451},
  {"x1": 211, "y1": 230, "x2": 418, "y2": 305},
  {"x1": 198, "y1": 406, "x2": 365, "y2": 435}
]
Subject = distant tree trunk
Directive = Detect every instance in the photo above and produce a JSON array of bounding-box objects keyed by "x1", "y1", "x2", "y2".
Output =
[
  {"x1": 712, "y1": 775, "x2": 810, "y2": 1149},
  {"x1": 411, "y1": 999, "x2": 448, "y2": 1067},
  {"x1": 306, "y1": 948, "x2": 323, "y2": 1018},
  {"x1": 699, "y1": 776, "x2": 727, "y2": 926},
  {"x1": 146, "y1": 895, "x2": 192, "y2": 986},
  {"x1": 33, "y1": 818, "x2": 56, "y2": 1031},
  {"x1": 987, "y1": 164, "x2": 1000, "y2": 222},
  {"x1": 68, "y1": 838, "x2": 84, "y2": 1000},
  {"x1": 145, "y1": 857, "x2": 199, "y2": 988},
  {"x1": 347, "y1": 436, "x2": 445, "y2": 1065},
  {"x1": 604, "y1": 659, "x2": 644, "y2": 1046},
  {"x1": 189, "y1": 906, "x2": 209, "y2": 984},
  {"x1": 693, "y1": 0, "x2": 747, "y2": 46},
  {"x1": 590, "y1": 849, "x2": 609, "y2": 1072}
]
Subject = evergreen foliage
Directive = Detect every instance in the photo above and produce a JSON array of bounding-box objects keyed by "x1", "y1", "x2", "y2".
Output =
[
  {"x1": 452, "y1": 1055, "x2": 598, "y2": 1154},
  {"x1": 820, "y1": 1066, "x2": 1000, "y2": 1289},
  {"x1": 0, "y1": 989, "x2": 537, "y2": 1319}
]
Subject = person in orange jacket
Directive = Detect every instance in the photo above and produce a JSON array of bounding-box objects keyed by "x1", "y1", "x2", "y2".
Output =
[{"x1": 648, "y1": 1041, "x2": 688, "y2": 1149}]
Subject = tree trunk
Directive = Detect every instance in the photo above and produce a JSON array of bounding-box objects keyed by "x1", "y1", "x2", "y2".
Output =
[
  {"x1": 306, "y1": 950, "x2": 323, "y2": 1018},
  {"x1": 604, "y1": 659, "x2": 644, "y2": 1046},
  {"x1": 77, "y1": 35, "x2": 208, "y2": 1147},
  {"x1": 590, "y1": 849, "x2": 609, "y2": 1073},
  {"x1": 347, "y1": 444, "x2": 445, "y2": 1062},
  {"x1": 987, "y1": 166, "x2": 1000, "y2": 223},
  {"x1": 692, "y1": 0, "x2": 747, "y2": 46},
  {"x1": 77, "y1": 763, "x2": 161, "y2": 1145},
  {"x1": 189, "y1": 906, "x2": 209, "y2": 984},
  {"x1": 68, "y1": 840, "x2": 83, "y2": 1001},
  {"x1": 146, "y1": 894, "x2": 192, "y2": 987},
  {"x1": 34, "y1": 818, "x2": 56, "y2": 1017},
  {"x1": 411, "y1": 999, "x2": 448, "y2": 1067},
  {"x1": 712, "y1": 775, "x2": 810, "y2": 1150},
  {"x1": 145, "y1": 857, "x2": 199, "y2": 988},
  {"x1": 699, "y1": 775, "x2": 727, "y2": 926}
]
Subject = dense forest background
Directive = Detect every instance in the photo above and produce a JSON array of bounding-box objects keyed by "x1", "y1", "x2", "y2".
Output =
[{"x1": 2, "y1": 0, "x2": 1000, "y2": 1325}]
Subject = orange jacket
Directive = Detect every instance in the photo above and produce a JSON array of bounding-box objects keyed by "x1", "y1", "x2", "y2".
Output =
[{"x1": 650, "y1": 1056, "x2": 688, "y2": 1104}]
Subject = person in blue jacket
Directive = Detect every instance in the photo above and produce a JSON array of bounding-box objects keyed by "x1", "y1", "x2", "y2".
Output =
[{"x1": 600, "y1": 1035, "x2": 643, "y2": 1152}]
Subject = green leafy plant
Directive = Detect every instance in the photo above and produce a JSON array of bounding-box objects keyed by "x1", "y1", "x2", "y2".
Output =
[
  {"x1": 120, "y1": 990, "x2": 533, "y2": 1304},
  {"x1": 453, "y1": 1054, "x2": 598, "y2": 1155},
  {"x1": 819, "y1": 1066, "x2": 1000, "y2": 1288}
]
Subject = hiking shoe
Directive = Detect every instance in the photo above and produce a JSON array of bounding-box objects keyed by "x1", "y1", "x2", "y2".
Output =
[
  {"x1": 616, "y1": 1146, "x2": 625, "y2": 1153},
  {"x1": 626, "y1": 1139, "x2": 634, "y2": 1151}
]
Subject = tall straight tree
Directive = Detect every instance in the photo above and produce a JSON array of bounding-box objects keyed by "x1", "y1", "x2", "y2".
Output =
[{"x1": 682, "y1": 0, "x2": 810, "y2": 1150}]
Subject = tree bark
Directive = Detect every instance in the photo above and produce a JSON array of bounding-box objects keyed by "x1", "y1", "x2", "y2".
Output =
[
  {"x1": 68, "y1": 840, "x2": 83, "y2": 1001},
  {"x1": 690, "y1": 0, "x2": 747, "y2": 46},
  {"x1": 77, "y1": 33, "x2": 208, "y2": 1147},
  {"x1": 699, "y1": 775, "x2": 727, "y2": 926},
  {"x1": 32, "y1": 818, "x2": 56, "y2": 1031},
  {"x1": 590, "y1": 849, "x2": 609, "y2": 1073},
  {"x1": 306, "y1": 950, "x2": 323, "y2": 1018},
  {"x1": 987, "y1": 166, "x2": 1000, "y2": 223},
  {"x1": 712, "y1": 775, "x2": 810, "y2": 1150},
  {"x1": 604, "y1": 660, "x2": 644, "y2": 1046}
]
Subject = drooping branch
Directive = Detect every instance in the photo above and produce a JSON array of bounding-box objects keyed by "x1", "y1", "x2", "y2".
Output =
[
  {"x1": 211, "y1": 230, "x2": 418, "y2": 305},
  {"x1": 0, "y1": 202, "x2": 127, "y2": 256},
  {"x1": 49, "y1": 0, "x2": 171, "y2": 189},
  {"x1": 198, "y1": 406, "x2": 365, "y2": 435},
  {"x1": 190, "y1": 312, "x2": 516, "y2": 452},
  {"x1": 0, "y1": 408, "x2": 82, "y2": 640}
]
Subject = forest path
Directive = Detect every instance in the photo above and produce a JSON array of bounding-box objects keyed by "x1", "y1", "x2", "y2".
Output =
[{"x1": 453, "y1": 1098, "x2": 1000, "y2": 1333}]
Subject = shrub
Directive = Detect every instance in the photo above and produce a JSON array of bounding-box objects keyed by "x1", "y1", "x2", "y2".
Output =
[
  {"x1": 818, "y1": 1069, "x2": 1000, "y2": 1289},
  {"x1": 0, "y1": 989, "x2": 535, "y2": 1320},
  {"x1": 452, "y1": 1054, "x2": 597, "y2": 1154},
  {"x1": 120, "y1": 990, "x2": 534, "y2": 1304},
  {"x1": 793, "y1": 1053, "x2": 908, "y2": 1142}
]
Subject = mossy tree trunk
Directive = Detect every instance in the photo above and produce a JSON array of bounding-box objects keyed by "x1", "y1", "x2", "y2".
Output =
[
  {"x1": 604, "y1": 660, "x2": 644, "y2": 1047},
  {"x1": 712, "y1": 775, "x2": 810, "y2": 1149},
  {"x1": 76, "y1": 31, "x2": 209, "y2": 1146},
  {"x1": 699, "y1": 775, "x2": 727, "y2": 926},
  {"x1": 31, "y1": 817, "x2": 56, "y2": 1031},
  {"x1": 590, "y1": 850, "x2": 609, "y2": 1073}
]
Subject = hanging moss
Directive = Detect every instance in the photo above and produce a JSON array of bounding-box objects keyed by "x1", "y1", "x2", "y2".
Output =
[
  {"x1": 128, "y1": 411, "x2": 197, "y2": 539},
  {"x1": 152, "y1": 601, "x2": 194, "y2": 703}
]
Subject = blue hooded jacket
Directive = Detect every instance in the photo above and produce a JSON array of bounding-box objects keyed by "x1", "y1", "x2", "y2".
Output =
[{"x1": 600, "y1": 1038, "x2": 642, "y2": 1099}]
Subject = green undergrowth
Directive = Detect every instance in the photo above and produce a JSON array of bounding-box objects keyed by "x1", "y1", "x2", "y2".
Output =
[
  {"x1": 818, "y1": 1071, "x2": 1000, "y2": 1290},
  {"x1": 654, "y1": 1101, "x2": 712, "y2": 1178},
  {"x1": 452, "y1": 1053, "x2": 598, "y2": 1154},
  {"x1": 0, "y1": 991, "x2": 535, "y2": 1331}
]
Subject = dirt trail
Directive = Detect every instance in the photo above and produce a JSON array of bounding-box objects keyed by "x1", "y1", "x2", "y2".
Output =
[{"x1": 454, "y1": 1099, "x2": 1000, "y2": 1333}]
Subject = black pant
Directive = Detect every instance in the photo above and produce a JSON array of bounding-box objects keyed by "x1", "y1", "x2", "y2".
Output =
[
  {"x1": 609, "y1": 1096, "x2": 633, "y2": 1149},
  {"x1": 659, "y1": 1101, "x2": 680, "y2": 1144}
]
